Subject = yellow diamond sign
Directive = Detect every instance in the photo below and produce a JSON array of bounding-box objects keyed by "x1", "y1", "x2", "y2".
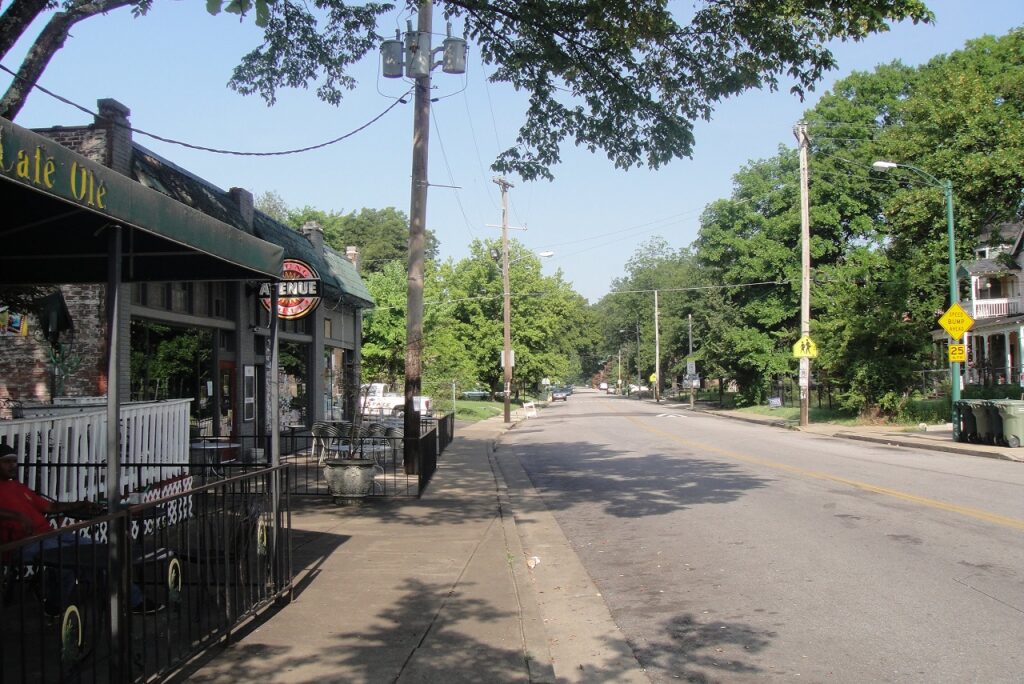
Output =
[{"x1": 938, "y1": 302, "x2": 974, "y2": 341}]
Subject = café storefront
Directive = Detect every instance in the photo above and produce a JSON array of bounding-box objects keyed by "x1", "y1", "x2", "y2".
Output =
[
  {"x1": 0, "y1": 109, "x2": 292, "y2": 681},
  {"x1": 1, "y1": 99, "x2": 374, "y2": 454}
]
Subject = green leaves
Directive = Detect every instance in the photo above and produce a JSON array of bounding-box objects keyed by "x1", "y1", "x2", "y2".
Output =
[{"x1": 205, "y1": 0, "x2": 276, "y2": 28}]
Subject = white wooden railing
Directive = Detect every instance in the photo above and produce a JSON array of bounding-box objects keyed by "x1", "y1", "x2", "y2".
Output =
[
  {"x1": 0, "y1": 398, "x2": 191, "y2": 503},
  {"x1": 965, "y1": 297, "x2": 1021, "y2": 319}
]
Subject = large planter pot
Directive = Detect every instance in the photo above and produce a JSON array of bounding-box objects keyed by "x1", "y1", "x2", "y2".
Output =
[{"x1": 323, "y1": 458, "x2": 376, "y2": 502}]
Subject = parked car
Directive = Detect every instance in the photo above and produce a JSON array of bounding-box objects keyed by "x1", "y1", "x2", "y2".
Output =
[
  {"x1": 551, "y1": 387, "x2": 570, "y2": 401},
  {"x1": 461, "y1": 388, "x2": 490, "y2": 400}
]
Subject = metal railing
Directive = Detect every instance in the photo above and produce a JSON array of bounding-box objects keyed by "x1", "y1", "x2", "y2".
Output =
[
  {"x1": 0, "y1": 466, "x2": 291, "y2": 684},
  {"x1": 251, "y1": 412, "x2": 454, "y2": 499}
]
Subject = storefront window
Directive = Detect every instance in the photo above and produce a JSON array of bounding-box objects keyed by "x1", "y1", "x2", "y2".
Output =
[
  {"x1": 130, "y1": 320, "x2": 215, "y2": 433},
  {"x1": 324, "y1": 347, "x2": 345, "y2": 419},
  {"x1": 279, "y1": 341, "x2": 309, "y2": 428}
]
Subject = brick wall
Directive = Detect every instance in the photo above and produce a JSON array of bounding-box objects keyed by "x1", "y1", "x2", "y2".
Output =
[
  {"x1": 0, "y1": 285, "x2": 107, "y2": 404},
  {"x1": 0, "y1": 123, "x2": 114, "y2": 404},
  {"x1": 33, "y1": 126, "x2": 108, "y2": 164}
]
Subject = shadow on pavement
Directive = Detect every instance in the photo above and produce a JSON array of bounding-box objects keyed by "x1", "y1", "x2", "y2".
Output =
[
  {"x1": 631, "y1": 613, "x2": 775, "y2": 682},
  {"x1": 500, "y1": 439, "x2": 770, "y2": 519}
]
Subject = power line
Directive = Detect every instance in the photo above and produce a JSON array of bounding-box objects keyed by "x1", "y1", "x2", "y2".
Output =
[
  {"x1": 0, "y1": 62, "x2": 412, "y2": 157},
  {"x1": 430, "y1": 107, "x2": 478, "y2": 240}
]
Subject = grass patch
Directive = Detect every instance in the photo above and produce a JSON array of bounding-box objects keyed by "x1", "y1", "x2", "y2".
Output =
[
  {"x1": 737, "y1": 404, "x2": 861, "y2": 426},
  {"x1": 452, "y1": 397, "x2": 539, "y2": 422}
]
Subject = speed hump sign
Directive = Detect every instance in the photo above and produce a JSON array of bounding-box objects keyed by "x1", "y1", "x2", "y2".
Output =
[{"x1": 948, "y1": 343, "x2": 967, "y2": 363}]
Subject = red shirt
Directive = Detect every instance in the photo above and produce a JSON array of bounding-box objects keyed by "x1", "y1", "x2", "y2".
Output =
[{"x1": 0, "y1": 479, "x2": 52, "y2": 543}]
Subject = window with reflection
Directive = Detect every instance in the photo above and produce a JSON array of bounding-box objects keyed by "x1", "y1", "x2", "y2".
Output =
[
  {"x1": 324, "y1": 347, "x2": 346, "y2": 419},
  {"x1": 279, "y1": 341, "x2": 309, "y2": 428}
]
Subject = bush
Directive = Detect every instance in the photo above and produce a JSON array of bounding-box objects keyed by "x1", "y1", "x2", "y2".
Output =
[
  {"x1": 963, "y1": 385, "x2": 1024, "y2": 400},
  {"x1": 900, "y1": 397, "x2": 948, "y2": 424},
  {"x1": 875, "y1": 391, "x2": 949, "y2": 424}
]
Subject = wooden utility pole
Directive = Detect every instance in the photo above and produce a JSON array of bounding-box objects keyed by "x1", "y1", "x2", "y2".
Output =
[
  {"x1": 794, "y1": 122, "x2": 811, "y2": 428},
  {"x1": 495, "y1": 177, "x2": 514, "y2": 423},
  {"x1": 654, "y1": 290, "x2": 661, "y2": 403},
  {"x1": 689, "y1": 313, "x2": 695, "y2": 410},
  {"x1": 404, "y1": 0, "x2": 432, "y2": 471}
]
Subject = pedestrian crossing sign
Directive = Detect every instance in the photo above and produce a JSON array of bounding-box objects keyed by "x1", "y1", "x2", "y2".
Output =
[{"x1": 792, "y1": 335, "x2": 818, "y2": 359}]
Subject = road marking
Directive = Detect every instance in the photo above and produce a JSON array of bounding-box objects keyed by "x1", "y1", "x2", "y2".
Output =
[
  {"x1": 626, "y1": 415, "x2": 1024, "y2": 531},
  {"x1": 656, "y1": 414, "x2": 686, "y2": 419}
]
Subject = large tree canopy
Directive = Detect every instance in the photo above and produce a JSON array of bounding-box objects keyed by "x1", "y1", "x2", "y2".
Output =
[
  {"x1": 1, "y1": 0, "x2": 931, "y2": 179},
  {"x1": 591, "y1": 28, "x2": 1024, "y2": 412}
]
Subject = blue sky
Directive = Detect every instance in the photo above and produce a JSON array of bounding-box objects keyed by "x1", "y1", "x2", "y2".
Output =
[{"x1": 3, "y1": 1, "x2": 1023, "y2": 302}]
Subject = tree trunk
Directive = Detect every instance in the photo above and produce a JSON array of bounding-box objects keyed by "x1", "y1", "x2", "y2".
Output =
[
  {"x1": 0, "y1": 1, "x2": 133, "y2": 120},
  {"x1": 0, "y1": 0, "x2": 50, "y2": 62}
]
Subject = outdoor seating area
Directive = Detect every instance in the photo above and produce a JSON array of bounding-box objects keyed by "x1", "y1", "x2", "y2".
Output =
[
  {"x1": 284, "y1": 414, "x2": 452, "y2": 498},
  {"x1": 0, "y1": 397, "x2": 453, "y2": 683},
  {"x1": 0, "y1": 466, "x2": 290, "y2": 684}
]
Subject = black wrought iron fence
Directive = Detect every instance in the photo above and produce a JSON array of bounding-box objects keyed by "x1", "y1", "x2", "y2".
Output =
[
  {"x1": 0, "y1": 466, "x2": 291, "y2": 684},
  {"x1": 247, "y1": 413, "x2": 453, "y2": 499}
]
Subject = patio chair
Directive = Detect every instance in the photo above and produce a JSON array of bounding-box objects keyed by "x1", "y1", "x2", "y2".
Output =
[{"x1": 311, "y1": 424, "x2": 342, "y2": 464}]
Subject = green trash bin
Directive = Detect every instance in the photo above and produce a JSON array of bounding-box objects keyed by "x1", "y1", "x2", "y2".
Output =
[
  {"x1": 995, "y1": 399, "x2": 1024, "y2": 447},
  {"x1": 973, "y1": 400, "x2": 995, "y2": 445},
  {"x1": 983, "y1": 400, "x2": 1006, "y2": 446},
  {"x1": 960, "y1": 400, "x2": 979, "y2": 443},
  {"x1": 952, "y1": 401, "x2": 963, "y2": 442}
]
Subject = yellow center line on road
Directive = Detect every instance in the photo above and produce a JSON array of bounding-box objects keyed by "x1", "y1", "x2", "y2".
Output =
[{"x1": 626, "y1": 415, "x2": 1024, "y2": 531}]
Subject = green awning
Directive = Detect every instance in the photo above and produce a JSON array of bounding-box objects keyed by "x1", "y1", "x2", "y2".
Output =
[{"x1": 0, "y1": 117, "x2": 283, "y2": 284}]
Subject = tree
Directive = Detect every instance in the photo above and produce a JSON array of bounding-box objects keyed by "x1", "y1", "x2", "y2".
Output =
[
  {"x1": 681, "y1": 28, "x2": 1024, "y2": 412},
  {"x1": 360, "y1": 260, "x2": 408, "y2": 384},
  {"x1": 1, "y1": 1, "x2": 932, "y2": 179},
  {"x1": 253, "y1": 196, "x2": 440, "y2": 272}
]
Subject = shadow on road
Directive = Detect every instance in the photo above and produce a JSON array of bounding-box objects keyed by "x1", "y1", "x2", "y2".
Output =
[
  {"x1": 631, "y1": 613, "x2": 775, "y2": 682},
  {"x1": 499, "y1": 439, "x2": 770, "y2": 518}
]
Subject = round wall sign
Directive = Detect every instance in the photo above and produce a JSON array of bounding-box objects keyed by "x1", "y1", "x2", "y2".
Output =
[{"x1": 260, "y1": 259, "x2": 322, "y2": 319}]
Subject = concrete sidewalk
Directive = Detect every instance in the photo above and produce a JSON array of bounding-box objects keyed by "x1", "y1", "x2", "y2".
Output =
[{"x1": 177, "y1": 414, "x2": 568, "y2": 684}]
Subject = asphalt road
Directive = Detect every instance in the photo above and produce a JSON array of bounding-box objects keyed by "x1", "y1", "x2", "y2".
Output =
[{"x1": 500, "y1": 388, "x2": 1024, "y2": 683}]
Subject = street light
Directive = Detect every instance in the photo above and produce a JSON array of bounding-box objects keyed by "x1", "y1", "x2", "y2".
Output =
[
  {"x1": 501, "y1": 249, "x2": 554, "y2": 422},
  {"x1": 872, "y1": 160, "x2": 959, "y2": 420}
]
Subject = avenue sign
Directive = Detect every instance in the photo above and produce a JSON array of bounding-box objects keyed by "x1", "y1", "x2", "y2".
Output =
[{"x1": 938, "y1": 302, "x2": 974, "y2": 341}]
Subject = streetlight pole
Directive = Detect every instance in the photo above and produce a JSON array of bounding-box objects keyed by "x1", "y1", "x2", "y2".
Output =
[{"x1": 873, "y1": 160, "x2": 960, "y2": 421}]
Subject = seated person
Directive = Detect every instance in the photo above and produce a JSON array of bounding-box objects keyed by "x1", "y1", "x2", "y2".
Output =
[
  {"x1": 0, "y1": 444, "x2": 156, "y2": 614},
  {"x1": 0, "y1": 445, "x2": 101, "y2": 543}
]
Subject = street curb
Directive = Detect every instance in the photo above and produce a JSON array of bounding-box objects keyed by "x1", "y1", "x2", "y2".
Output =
[
  {"x1": 485, "y1": 422, "x2": 557, "y2": 684},
  {"x1": 693, "y1": 405, "x2": 1024, "y2": 462},
  {"x1": 824, "y1": 431, "x2": 1021, "y2": 461}
]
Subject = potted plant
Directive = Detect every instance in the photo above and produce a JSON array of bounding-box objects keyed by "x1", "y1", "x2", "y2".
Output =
[{"x1": 321, "y1": 386, "x2": 377, "y2": 502}]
